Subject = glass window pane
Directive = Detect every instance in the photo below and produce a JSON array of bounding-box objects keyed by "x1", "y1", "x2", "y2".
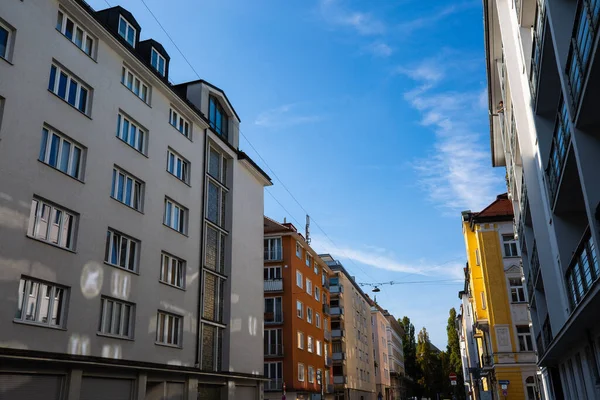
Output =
[
  {"x1": 35, "y1": 284, "x2": 52, "y2": 323},
  {"x1": 127, "y1": 27, "x2": 135, "y2": 46},
  {"x1": 111, "y1": 233, "x2": 119, "y2": 265},
  {"x1": 49, "y1": 134, "x2": 61, "y2": 167},
  {"x1": 59, "y1": 140, "x2": 71, "y2": 173},
  {"x1": 125, "y1": 177, "x2": 133, "y2": 206},
  {"x1": 151, "y1": 50, "x2": 157, "y2": 69},
  {"x1": 207, "y1": 182, "x2": 219, "y2": 224},
  {"x1": 58, "y1": 73, "x2": 68, "y2": 99},
  {"x1": 61, "y1": 213, "x2": 73, "y2": 248},
  {"x1": 78, "y1": 88, "x2": 87, "y2": 113},
  {"x1": 26, "y1": 282, "x2": 39, "y2": 321},
  {"x1": 48, "y1": 65, "x2": 57, "y2": 91},
  {"x1": 71, "y1": 146, "x2": 81, "y2": 178},
  {"x1": 117, "y1": 173, "x2": 124, "y2": 201},
  {"x1": 118, "y1": 18, "x2": 126, "y2": 37},
  {"x1": 39, "y1": 129, "x2": 49, "y2": 161},
  {"x1": 128, "y1": 240, "x2": 136, "y2": 271},
  {"x1": 68, "y1": 80, "x2": 78, "y2": 106},
  {"x1": 85, "y1": 37, "x2": 93, "y2": 55},
  {"x1": 119, "y1": 237, "x2": 128, "y2": 267},
  {"x1": 65, "y1": 19, "x2": 74, "y2": 40},
  {"x1": 122, "y1": 304, "x2": 130, "y2": 336},
  {"x1": 56, "y1": 12, "x2": 63, "y2": 31},
  {"x1": 129, "y1": 124, "x2": 136, "y2": 147},
  {"x1": 209, "y1": 149, "x2": 220, "y2": 180},
  {"x1": 15, "y1": 279, "x2": 26, "y2": 319},
  {"x1": 75, "y1": 27, "x2": 83, "y2": 47},
  {"x1": 205, "y1": 226, "x2": 217, "y2": 270}
]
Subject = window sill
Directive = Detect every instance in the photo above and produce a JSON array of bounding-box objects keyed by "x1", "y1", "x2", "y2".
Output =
[
  {"x1": 169, "y1": 124, "x2": 193, "y2": 142},
  {"x1": 110, "y1": 196, "x2": 145, "y2": 214},
  {"x1": 26, "y1": 235, "x2": 77, "y2": 254},
  {"x1": 159, "y1": 280, "x2": 186, "y2": 292},
  {"x1": 57, "y1": 30, "x2": 98, "y2": 63},
  {"x1": 167, "y1": 171, "x2": 191, "y2": 187},
  {"x1": 13, "y1": 319, "x2": 67, "y2": 331},
  {"x1": 97, "y1": 332, "x2": 134, "y2": 341},
  {"x1": 121, "y1": 82, "x2": 151, "y2": 108},
  {"x1": 48, "y1": 90, "x2": 92, "y2": 120},
  {"x1": 103, "y1": 261, "x2": 140, "y2": 275},
  {"x1": 163, "y1": 223, "x2": 188, "y2": 237},
  {"x1": 38, "y1": 160, "x2": 84, "y2": 183},
  {"x1": 116, "y1": 137, "x2": 149, "y2": 158},
  {"x1": 155, "y1": 342, "x2": 182, "y2": 349}
]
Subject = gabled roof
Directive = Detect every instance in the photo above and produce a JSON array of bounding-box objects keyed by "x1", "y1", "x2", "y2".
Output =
[{"x1": 473, "y1": 193, "x2": 513, "y2": 220}]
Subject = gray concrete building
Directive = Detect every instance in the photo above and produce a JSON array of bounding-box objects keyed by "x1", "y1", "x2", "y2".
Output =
[
  {"x1": 484, "y1": 0, "x2": 600, "y2": 398},
  {"x1": 0, "y1": 0, "x2": 271, "y2": 399}
]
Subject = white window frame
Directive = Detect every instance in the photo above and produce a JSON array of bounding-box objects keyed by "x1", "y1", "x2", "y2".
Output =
[
  {"x1": 296, "y1": 271, "x2": 303, "y2": 288},
  {"x1": 297, "y1": 331, "x2": 304, "y2": 349},
  {"x1": 169, "y1": 108, "x2": 191, "y2": 138},
  {"x1": 316, "y1": 313, "x2": 321, "y2": 328},
  {"x1": 99, "y1": 296, "x2": 134, "y2": 338},
  {"x1": 151, "y1": 47, "x2": 166, "y2": 76},
  {"x1": 503, "y1": 234, "x2": 519, "y2": 257},
  {"x1": 306, "y1": 253, "x2": 312, "y2": 267},
  {"x1": 0, "y1": 19, "x2": 13, "y2": 61},
  {"x1": 298, "y1": 363, "x2": 305, "y2": 382},
  {"x1": 39, "y1": 126, "x2": 84, "y2": 180},
  {"x1": 118, "y1": 15, "x2": 136, "y2": 47},
  {"x1": 264, "y1": 266, "x2": 282, "y2": 280},
  {"x1": 160, "y1": 252, "x2": 185, "y2": 289},
  {"x1": 296, "y1": 242, "x2": 302, "y2": 258},
  {"x1": 308, "y1": 336, "x2": 314, "y2": 353},
  {"x1": 121, "y1": 65, "x2": 149, "y2": 103},
  {"x1": 105, "y1": 229, "x2": 139, "y2": 272},
  {"x1": 316, "y1": 340, "x2": 322, "y2": 356},
  {"x1": 307, "y1": 307, "x2": 313, "y2": 324},
  {"x1": 155, "y1": 311, "x2": 182, "y2": 347},
  {"x1": 48, "y1": 64, "x2": 90, "y2": 114},
  {"x1": 306, "y1": 278, "x2": 312, "y2": 295},
  {"x1": 264, "y1": 237, "x2": 282, "y2": 261},
  {"x1": 116, "y1": 112, "x2": 146, "y2": 154},
  {"x1": 296, "y1": 300, "x2": 303, "y2": 319},
  {"x1": 315, "y1": 286, "x2": 320, "y2": 301},
  {"x1": 27, "y1": 198, "x2": 76, "y2": 250},
  {"x1": 509, "y1": 277, "x2": 526, "y2": 303},
  {"x1": 308, "y1": 366, "x2": 314, "y2": 383},
  {"x1": 56, "y1": 10, "x2": 94, "y2": 56},
  {"x1": 517, "y1": 325, "x2": 534, "y2": 351},
  {"x1": 164, "y1": 198, "x2": 188, "y2": 234},
  {"x1": 111, "y1": 167, "x2": 144, "y2": 211},
  {"x1": 167, "y1": 149, "x2": 190, "y2": 183},
  {"x1": 14, "y1": 277, "x2": 68, "y2": 328}
]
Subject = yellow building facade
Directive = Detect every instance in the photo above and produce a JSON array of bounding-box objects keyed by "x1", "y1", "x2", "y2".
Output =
[{"x1": 461, "y1": 194, "x2": 541, "y2": 400}]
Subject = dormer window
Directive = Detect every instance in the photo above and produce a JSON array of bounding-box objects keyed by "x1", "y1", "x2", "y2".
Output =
[
  {"x1": 151, "y1": 48, "x2": 166, "y2": 77},
  {"x1": 118, "y1": 15, "x2": 136, "y2": 47},
  {"x1": 209, "y1": 96, "x2": 228, "y2": 139}
]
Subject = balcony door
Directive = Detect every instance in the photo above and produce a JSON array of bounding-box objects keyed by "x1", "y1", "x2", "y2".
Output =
[
  {"x1": 264, "y1": 266, "x2": 282, "y2": 280},
  {"x1": 265, "y1": 297, "x2": 283, "y2": 323},
  {"x1": 264, "y1": 328, "x2": 283, "y2": 356}
]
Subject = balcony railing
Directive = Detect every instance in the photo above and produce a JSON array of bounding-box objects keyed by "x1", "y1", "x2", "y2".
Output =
[
  {"x1": 565, "y1": 229, "x2": 599, "y2": 310},
  {"x1": 546, "y1": 99, "x2": 571, "y2": 202},
  {"x1": 264, "y1": 379, "x2": 283, "y2": 391},
  {"x1": 264, "y1": 279, "x2": 283, "y2": 292},
  {"x1": 332, "y1": 329, "x2": 345, "y2": 338},
  {"x1": 330, "y1": 306, "x2": 344, "y2": 316},
  {"x1": 264, "y1": 343, "x2": 284, "y2": 357},
  {"x1": 332, "y1": 352, "x2": 346, "y2": 361},
  {"x1": 330, "y1": 284, "x2": 344, "y2": 295},
  {"x1": 333, "y1": 376, "x2": 347, "y2": 385},
  {"x1": 325, "y1": 357, "x2": 332, "y2": 367},
  {"x1": 264, "y1": 312, "x2": 283, "y2": 325},
  {"x1": 322, "y1": 304, "x2": 330, "y2": 315},
  {"x1": 324, "y1": 329, "x2": 332, "y2": 341}
]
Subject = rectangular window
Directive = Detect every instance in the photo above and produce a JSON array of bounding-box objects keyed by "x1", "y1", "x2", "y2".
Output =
[
  {"x1": 296, "y1": 271, "x2": 303, "y2": 288},
  {"x1": 56, "y1": 10, "x2": 94, "y2": 56},
  {"x1": 296, "y1": 242, "x2": 302, "y2": 258},
  {"x1": 151, "y1": 47, "x2": 166, "y2": 76},
  {"x1": 308, "y1": 336, "x2": 314, "y2": 353},
  {"x1": 39, "y1": 127, "x2": 84, "y2": 180},
  {"x1": 204, "y1": 225, "x2": 226, "y2": 274},
  {"x1": 264, "y1": 266, "x2": 282, "y2": 280},
  {"x1": 110, "y1": 167, "x2": 143, "y2": 211},
  {"x1": 201, "y1": 323, "x2": 223, "y2": 371},
  {"x1": 99, "y1": 297, "x2": 134, "y2": 338},
  {"x1": 169, "y1": 108, "x2": 190, "y2": 138},
  {"x1": 121, "y1": 65, "x2": 149, "y2": 103},
  {"x1": 166, "y1": 149, "x2": 189, "y2": 183},
  {"x1": 48, "y1": 64, "x2": 89, "y2": 114},
  {"x1": 264, "y1": 362, "x2": 283, "y2": 387},
  {"x1": 118, "y1": 15, "x2": 136, "y2": 46},
  {"x1": 160, "y1": 252, "x2": 185, "y2": 289},
  {"x1": 306, "y1": 279, "x2": 312, "y2": 295},
  {"x1": 503, "y1": 235, "x2": 519, "y2": 257},
  {"x1": 156, "y1": 311, "x2": 182, "y2": 347},
  {"x1": 317, "y1": 340, "x2": 322, "y2": 356},
  {"x1": 116, "y1": 112, "x2": 146, "y2": 154},
  {"x1": 202, "y1": 271, "x2": 225, "y2": 323},
  {"x1": 307, "y1": 307, "x2": 313, "y2": 324},
  {"x1": 517, "y1": 325, "x2": 534, "y2": 351},
  {"x1": 315, "y1": 286, "x2": 320, "y2": 302},
  {"x1": 206, "y1": 179, "x2": 227, "y2": 228},
  {"x1": 208, "y1": 147, "x2": 228, "y2": 185},
  {"x1": 298, "y1": 363, "x2": 305, "y2": 382},
  {"x1": 164, "y1": 198, "x2": 188, "y2": 234},
  {"x1": 306, "y1": 253, "x2": 312, "y2": 267},
  {"x1": 296, "y1": 300, "x2": 303, "y2": 319},
  {"x1": 14, "y1": 277, "x2": 67, "y2": 328},
  {"x1": 316, "y1": 313, "x2": 321, "y2": 328},
  {"x1": 208, "y1": 96, "x2": 228, "y2": 139},
  {"x1": 264, "y1": 238, "x2": 282, "y2": 261},
  {"x1": 0, "y1": 20, "x2": 13, "y2": 61},
  {"x1": 297, "y1": 331, "x2": 304, "y2": 349},
  {"x1": 509, "y1": 278, "x2": 526, "y2": 303},
  {"x1": 104, "y1": 229, "x2": 139, "y2": 272},
  {"x1": 308, "y1": 366, "x2": 314, "y2": 383},
  {"x1": 27, "y1": 198, "x2": 76, "y2": 250},
  {"x1": 265, "y1": 297, "x2": 283, "y2": 323},
  {"x1": 264, "y1": 328, "x2": 283, "y2": 356}
]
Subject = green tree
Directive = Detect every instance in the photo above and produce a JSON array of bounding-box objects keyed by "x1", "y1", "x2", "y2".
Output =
[
  {"x1": 400, "y1": 317, "x2": 420, "y2": 398},
  {"x1": 417, "y1": 327, "x2": 435, "y2": 397},
  {"x1": 446, "y1": 307, "x2": 465, "y2": 399}
]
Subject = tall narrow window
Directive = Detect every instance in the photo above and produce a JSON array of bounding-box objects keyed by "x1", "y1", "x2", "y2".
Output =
[
  {"x1": 308, "y1": 336, "x2": 314, "y2": 353},
  {"x1": 0, "y1": 20, "x2": 13, "y2": 61},
  {"x1": 297, "y1": 331, "x2": 304, "y2": 349},
  {"x1": 307, "y1": 307, "x2": 313, "y2": 324},
  {"x1": 517, "y1": 325, "x2": 534, "y2": 351},
  {"x1": 296, "y1": 300, "x2": 303, "y2": 319},
  {"x1": 308, "y1": 366, "x2": 315, "y2": 383},
  {"x1": 306, "y1": 279, "x2": 312, "y2": 295},
  {"x1": 27, "y1": 198, "x2": 76, "y2": 250},
  {"x1": 121, "y1": 66, "x2": 149, "y2": 103},
  {"x1": 207, "y1": 147, "x2": 227, "y2": 185},
  {"x1": 169, "y1": 108, "x2": 190, "y2": 138},
  {"x1": 202, "y1": 271, "x2": 225, "y2": 323},
  {"x1": 298, "y1": 364, "x2": 305, "y2": 382},
  {"x1": 296, "y1": 242, "x2": 302, "y2": 258},
  {"x1": 48, "y1": 64, "x2": 89, "y2": 114},
  {"x1": 56, "y1": 10, "x2": 94, "y2": 56},
  {"x1": 509, "y1": 278, "x2": 526, "y2": 303},
  {"x1": 118, "y1": 15, "x2": 136, "y2": 47},
  {"x1": 502, "y1": 235, "x2": 519, "y2": 257},
  {"x1": 104, "y1": 229, "x2": 139, "y2": 272},
  {"x1": 164, "y1": 198, "x2": 188, "y2": 234},
  {"x1": 99, "y1": 297, "x2": 134, "y2": 338},
  {"x1": 14, "y1": 277, "x2": 67, "y2": 328},
  {"x1": 160, "y1": 252, "x2": 185, "y2": 289},
  {"x1": 150, "y1": 48, "x2": 166, "y2": 76},
  {"x1": 296, "y1": 271, "x2": 303, "y2": 288},
  {"x1": 208, "y1": 96, "x2": 228, "y2": 139},
  {"x1": 116, "y1": 113, "x2": 146, "y2": 154},
  {"x1": 156, "y1": 311, "x2": 182, "y2": 346},
  {"x1": 39, "y1": 127, "x2": 84, "y2": 180},
  {"x1": 201, "y1": 323, "x2": 223, "y2": 371},
  {"x1": 205, "y1": 225, "x2": 226, "y2": 274},
  {"x1": 264, "y1": 238, "x2": 282, "y2": 261},
  {"x1": 167, "y1": 149, "x2": 189, "y2": 183},
  {"x1": 110, "y1": 167, "x2": 143, "y2": 211}
]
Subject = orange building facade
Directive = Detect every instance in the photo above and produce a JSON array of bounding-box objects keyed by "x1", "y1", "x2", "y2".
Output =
[{"x1": 263, "y1": 217, "x2": 333, "y2": 400}]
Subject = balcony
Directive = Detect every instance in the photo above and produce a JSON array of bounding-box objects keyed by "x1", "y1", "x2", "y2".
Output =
[
  {"x1": 545, "y1": 99, "x2": 571, "y2": 203},
  {"x1": 322, "y1": 304, "x2": 330, "y2": 315},
  {"x1": 331, "y1": 329, "x2": 345, "y2": 338},
  {"x1": 333, "y1": 376, "x2": 347, "y2": 385},
  {"x1": 330, "y1": 306, "x2": 344, "y2": 317},
  {"x1": 325, "y1": 357, "x2": 332, "y2": 367},
  {"x1": 330, "y1": 284, "x2": 344, "y2": 295},
  {"x1": 332, "y1": 352, "x2": 346, "y2": 361},
  {"x1": 264, "y1": 312, "x2": 283, "y2": 325},
  {"x1": 565, "y1": 229, "x2": 599, "y2": 310},
  {"x1": 264, "y1": 379, "x2": 283, "y2": 391},
  {"x1": 324, "y1": 329, "x2": 332, "y2": 342},
  {"x1": 264, "y1": 343, "x2": 284, "y2": 358},
  {"x1": 529, "y1": 0, "x2": 545, "y2": 99},
  {"x1": 264, "y1": 279, "x2": 283, "y2": 292}
]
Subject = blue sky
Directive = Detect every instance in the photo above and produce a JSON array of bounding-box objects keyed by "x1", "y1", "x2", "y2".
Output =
[{"x1": 89, "y1": 0, "x2": 505, "y2": 348}]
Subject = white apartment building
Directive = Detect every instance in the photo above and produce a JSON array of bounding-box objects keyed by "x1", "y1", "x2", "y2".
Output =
[
  {"x1": 484, "y1": 0, "x2": 600, "y2": 398},
  {"x1": 0, "y1": 1, "x2": 271, "y2": 399}
]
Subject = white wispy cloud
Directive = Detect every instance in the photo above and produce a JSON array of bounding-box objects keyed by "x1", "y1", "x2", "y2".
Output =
[
  {"x1": 396, "y1": 2, "x2": 479, "y2": 35},
  {"x1": 319, "y1": 0, "x2": 385, "y2": 36},
  {"x1": 397, "y1": 55, "x2": 502, "y2": 213},
  {"x1": 254, "y1": 104, "x2": 323, "y2": 128},
  {"x1": 310, "y1": 236, "x2": 464, "y2": 279},
  {"x1": 365, "y1": 42, "x2": 393, "y2": 57}
]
